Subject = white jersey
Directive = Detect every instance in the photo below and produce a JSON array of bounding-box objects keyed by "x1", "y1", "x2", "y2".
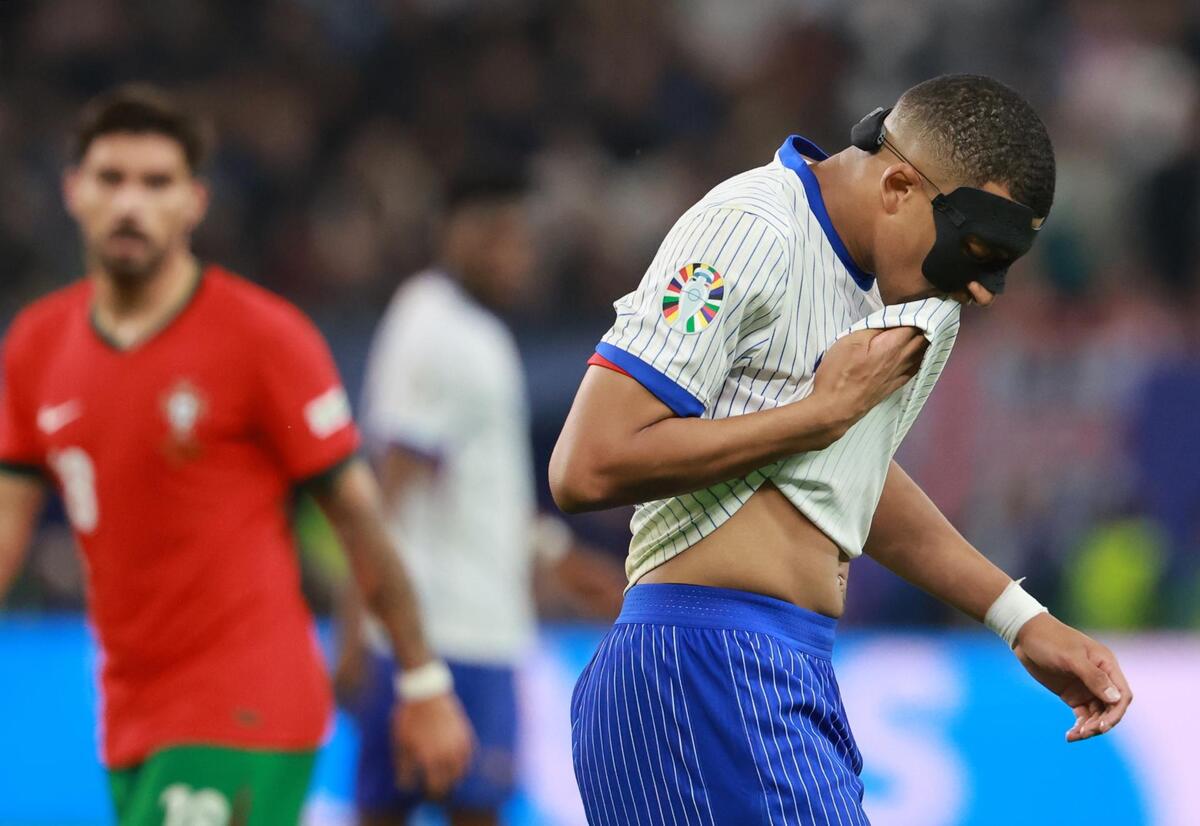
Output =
[
  {"x1": 594, "y1": 136, "x2": 961, "y2": 583},
  {"x1": 361, "y1": 271, "x2": 535, "y2": 663}
]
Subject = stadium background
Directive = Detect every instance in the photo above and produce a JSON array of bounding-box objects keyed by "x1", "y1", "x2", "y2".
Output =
[{"x1": 0, "y1": 0, "x2": 1196, "y2": 824}]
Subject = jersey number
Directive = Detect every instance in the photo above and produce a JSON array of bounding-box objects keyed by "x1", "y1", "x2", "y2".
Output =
[
  {"x1": 48, "y1": 447, "x2": 98, "y2": 534},
  {"x1": 160, "y1": 783, "x2": 231, "y2": 825}
]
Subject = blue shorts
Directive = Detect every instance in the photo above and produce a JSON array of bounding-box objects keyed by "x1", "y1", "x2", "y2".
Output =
[
  {"x1": 571, "y1": 583, "x2": 868, "y2": 825},
  {"x1": 350, "y1": 653, "x2": 518, "y2": 815}
]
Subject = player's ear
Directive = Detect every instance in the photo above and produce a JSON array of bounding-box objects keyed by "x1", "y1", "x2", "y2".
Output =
[
  {"x1": 184, "y1": 178, "x2": 210, "y2": 233},
  {"x1": 879, "y1": 163, "x2": 922, "y2": 216},
  {"x1": 62, "y1": 167, "x2": 82, "y2": 220}
]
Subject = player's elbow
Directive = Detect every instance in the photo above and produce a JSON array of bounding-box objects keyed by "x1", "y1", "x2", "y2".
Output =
[{"x1": 549, "y1": 441, "x2": 620, "y2": 514}]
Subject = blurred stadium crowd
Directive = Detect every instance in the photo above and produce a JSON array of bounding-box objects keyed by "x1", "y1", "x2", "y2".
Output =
[{"x1": 2, "y1": 0, "x2": 1198, "y2": 630}]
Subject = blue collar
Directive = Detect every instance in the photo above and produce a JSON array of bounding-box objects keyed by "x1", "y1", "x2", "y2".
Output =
[{"x1": 777, "y1": 135, "x2": 875, "y2": 291}]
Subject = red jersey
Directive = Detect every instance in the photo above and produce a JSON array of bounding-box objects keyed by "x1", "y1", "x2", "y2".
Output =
[{"x1": 0, "y1": 265, "x2": 360, "y2": 767}]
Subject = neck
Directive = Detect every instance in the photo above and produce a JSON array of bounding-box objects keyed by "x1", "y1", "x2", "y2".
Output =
[
  {"x1": 91, "y1": 249, "x2": 199, "y2": 347},
  {"x1": 809, "y1": 151, "x2": 877, "y2": 276}
]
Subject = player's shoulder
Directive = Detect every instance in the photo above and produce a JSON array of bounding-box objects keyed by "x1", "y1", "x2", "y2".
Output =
[
  {"x1": 691, "y1": 161, "x2": 800, "y2": 243},
  {"x1": 4, "y1": 279, "x2": 91, "y2": 354},
  {"x1": 201, "y1": 265, "x2": 325, "y2": 343},
  {"x1": 387, "y1": 270, "x2": 512, "y2": 353},
  {"x1": 385, "y1": 270, "x2": 458, "y2": 319}
]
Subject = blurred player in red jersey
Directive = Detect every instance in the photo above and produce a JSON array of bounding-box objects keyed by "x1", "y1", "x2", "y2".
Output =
[{"x1": 0, "y1": 84, "x2": 473, "y2": 824}]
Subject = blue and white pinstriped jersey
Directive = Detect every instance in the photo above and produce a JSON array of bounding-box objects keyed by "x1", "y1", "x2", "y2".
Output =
[
  {"x1": 771, "y1": 297, "x2": 959, "y2": 556},
  {"x1": 593, "y1": 136, "x2": 961, "y2": 583}
]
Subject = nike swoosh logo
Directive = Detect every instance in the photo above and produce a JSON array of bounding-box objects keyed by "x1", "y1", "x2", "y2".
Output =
[{"x1": 37, "y1": 400, "x2": 82, "y2": 435}]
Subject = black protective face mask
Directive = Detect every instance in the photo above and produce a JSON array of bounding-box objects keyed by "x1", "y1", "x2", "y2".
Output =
[
  {"x1": 925, "y1": 188, "x2": 1037, "y2": 294},
  {"x1": 851, "y1": 107, "x2": 1043, "y2": 294}
]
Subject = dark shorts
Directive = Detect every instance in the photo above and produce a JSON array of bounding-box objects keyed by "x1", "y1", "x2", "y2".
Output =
[
  {"x1": 571, "y1": 583, "x2": 868, "y2": 826},
  {"x1": 350, "y1": 652, "x2": 519, "y2": 815},
  {"x1": 108, "y1": 745, "x2": 315, "y2": 825}
]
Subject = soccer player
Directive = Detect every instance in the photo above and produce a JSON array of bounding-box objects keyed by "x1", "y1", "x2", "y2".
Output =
[
  {"x1": 551, "y1": 74, "x2": 1135, "y2": 824},
  {"x1": 0, "y1": 85, "x2": 473, "y2": 824},
  {"x1": 335, "y1": 170, "x2": 625, "y2": 826}
]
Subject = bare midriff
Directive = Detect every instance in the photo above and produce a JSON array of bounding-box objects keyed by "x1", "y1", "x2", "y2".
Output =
[{"x1": 636, "y1": 482, "x2": 851, "y2": 618}]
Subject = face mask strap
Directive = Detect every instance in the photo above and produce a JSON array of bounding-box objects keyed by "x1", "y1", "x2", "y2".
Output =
[{"x1": 931, "y1": 194, "x2": 968, "y2": 228}]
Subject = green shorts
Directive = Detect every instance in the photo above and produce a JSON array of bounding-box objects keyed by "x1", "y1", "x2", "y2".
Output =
[{"x1": 107, "y1": 745, "x2": 316, "y2": 826}]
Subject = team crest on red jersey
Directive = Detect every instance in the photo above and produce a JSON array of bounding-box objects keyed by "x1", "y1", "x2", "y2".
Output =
[{"x1": 161, "y1": 379, "x2": 207, "y2": 463}]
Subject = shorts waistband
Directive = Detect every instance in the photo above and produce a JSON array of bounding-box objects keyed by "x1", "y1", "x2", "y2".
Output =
[{"x1": 617, "y1": 583, "x2": 837, "y2": 659}]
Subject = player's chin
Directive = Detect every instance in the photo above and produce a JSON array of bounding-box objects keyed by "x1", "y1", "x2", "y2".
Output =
[{"x1": 99, "y1": 250, "x2": 162, "y2": 280}]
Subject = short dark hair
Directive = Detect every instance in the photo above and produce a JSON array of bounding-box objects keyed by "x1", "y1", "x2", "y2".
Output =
[
  {"x1": 893, "y1": 74, "x2": 1055, "y2": 219},
  {"x1": 74, "y1": 83, "x2": 210, "y2": 172}
]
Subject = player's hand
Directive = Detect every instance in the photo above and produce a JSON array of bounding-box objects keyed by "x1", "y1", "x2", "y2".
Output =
[
  {"x1": 811, "y1": 327, "x2": 928, "y2": 431},
  {"x1": 1012, "y1": 613, "x2": 1134, "y2": 742},
  {"x1": 392, "y1": 691, "x2": 476, "y2": 797}
]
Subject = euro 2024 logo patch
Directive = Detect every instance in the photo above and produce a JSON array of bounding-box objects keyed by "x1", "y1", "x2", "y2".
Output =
[{"x1": 661, "y1": 263, "x2": 724, "y2": 333}]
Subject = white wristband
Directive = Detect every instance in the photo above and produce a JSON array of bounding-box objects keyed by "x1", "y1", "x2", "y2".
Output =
[
  {"x1": 984, "y1": 578, "x2": 1048, "y2": 648},
  {"x1": 394, "y1": 660, "x2": 454, "y2": 702}
]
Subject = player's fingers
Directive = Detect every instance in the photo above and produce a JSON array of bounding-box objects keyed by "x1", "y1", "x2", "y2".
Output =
[
  {"x1": 1091, "y1": 643, "x2": 1130, "y2": 692},
  {"x1": 1094, "y1": 694, "x2": 1129, "y2": 734},
  {"x1": 1074, "y1": 698, "x2": 1110, "y2": 741},
  {"x1": 868, "y1": 326, "x2": 921, "y2": 356},
  {"x1": 889, "y1": 333, "x2": 927, "y2": 379},
  {"x1": 423, "y1": 754, "x2": 461, "y2": 799},
  {"x1": 1104, "y1": 692, "x2": 1133, "y2": 730},
  {"x1": 395, "y1": 749, "x2": 420, "y2": 790},
  {"x1": 899, "y1": 332, "x2": 928, "y2": 363},
  {"x1": 422, "y1": 733, "x2": 474, "y2": 798},
  {"x1": 1065, "y1": 697, "x2": 1100, "y2": 742},
  {"x1": 1070, "y1": 646, "x2": 1132, "y2": 739},
  {"x1": 1082, "y1": 699, "x2": 1105, "y2": 738},
  {"x1": 831, "y1": 329, "x2": 880, "y2": 354},
  {"x1": 1072, "y1": 651, "x2": 1123, "y2": 709},
  {"x1": 1095, "y1": 652, "x2": 1134, "y2": 732},
  {"x1": 449, "y1": 747, "x2": 472, "y2": 789},
  {"x1": 390, "y1": 710, "x2": 419, "y2": 789},
  {"x1": 1066, "y1": 706, "x2": 1089, "y2": 742}
]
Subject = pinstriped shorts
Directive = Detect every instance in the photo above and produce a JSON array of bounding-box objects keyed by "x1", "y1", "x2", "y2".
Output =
[{"x1": 571, "y1": 584, "x2": 868, "y2": 826}]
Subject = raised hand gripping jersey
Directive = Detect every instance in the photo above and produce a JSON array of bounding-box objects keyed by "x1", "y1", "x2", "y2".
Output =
[
  {"x1": 590, "y1": 137, "x2": 960, "y2": 583},
  {"x1": 0, "y1": 266, "x2": 359, "y2": 767}
]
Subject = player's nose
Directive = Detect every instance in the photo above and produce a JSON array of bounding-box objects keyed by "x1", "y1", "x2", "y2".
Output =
[{"x1": 110, "y1": 183, "x2": 148, "y2": 216}]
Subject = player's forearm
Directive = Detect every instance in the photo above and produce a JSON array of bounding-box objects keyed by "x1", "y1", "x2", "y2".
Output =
[
  {"x1": 551, "y1": 392, "x2": 847, "y2": 512},
  {"x1": 0, "y1": 544, "x2": 24, "y2": 602},
  {"x1": 863, "y1": 461, "x2": 1009, "y2": 622},
  {"x1": 334, "y1": 574, "x2": 368, "y2": 652},
  {"x1": 0, "y1": 473, "x2": 45, "y2": 602},
  {"x1": 316, "y1": 461, "x2": 435, "y2": 670},
  {"x1": 343, "y1": 522, "x2": 434, "y2": 670}
]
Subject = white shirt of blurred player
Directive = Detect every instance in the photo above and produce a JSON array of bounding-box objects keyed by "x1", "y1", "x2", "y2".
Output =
[
  {"x1": 361, "y1": 270, "x2": 535, "y2": 663},
  {"x1": 595, "y1": 136, "x2": 961, "y2": 583}
]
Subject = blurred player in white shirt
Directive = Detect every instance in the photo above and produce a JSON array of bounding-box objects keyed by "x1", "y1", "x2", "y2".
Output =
[{"x1": 337, "y1": 169, "x2": 622, "y2": 826}]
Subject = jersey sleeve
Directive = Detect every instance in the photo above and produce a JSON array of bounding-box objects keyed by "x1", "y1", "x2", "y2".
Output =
[
  {"x1": 255, "y1": 305, "x2": 361, "y2": 482},
  {"x1": 0, "y1": 318, "x2": 45, "y2": 476},
  {"x1": 594, "y1": 207, "x2": 789, "y2": 417},
  {"x1": 360, "y1": 298, "x2": 492, "y2": 453}
]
